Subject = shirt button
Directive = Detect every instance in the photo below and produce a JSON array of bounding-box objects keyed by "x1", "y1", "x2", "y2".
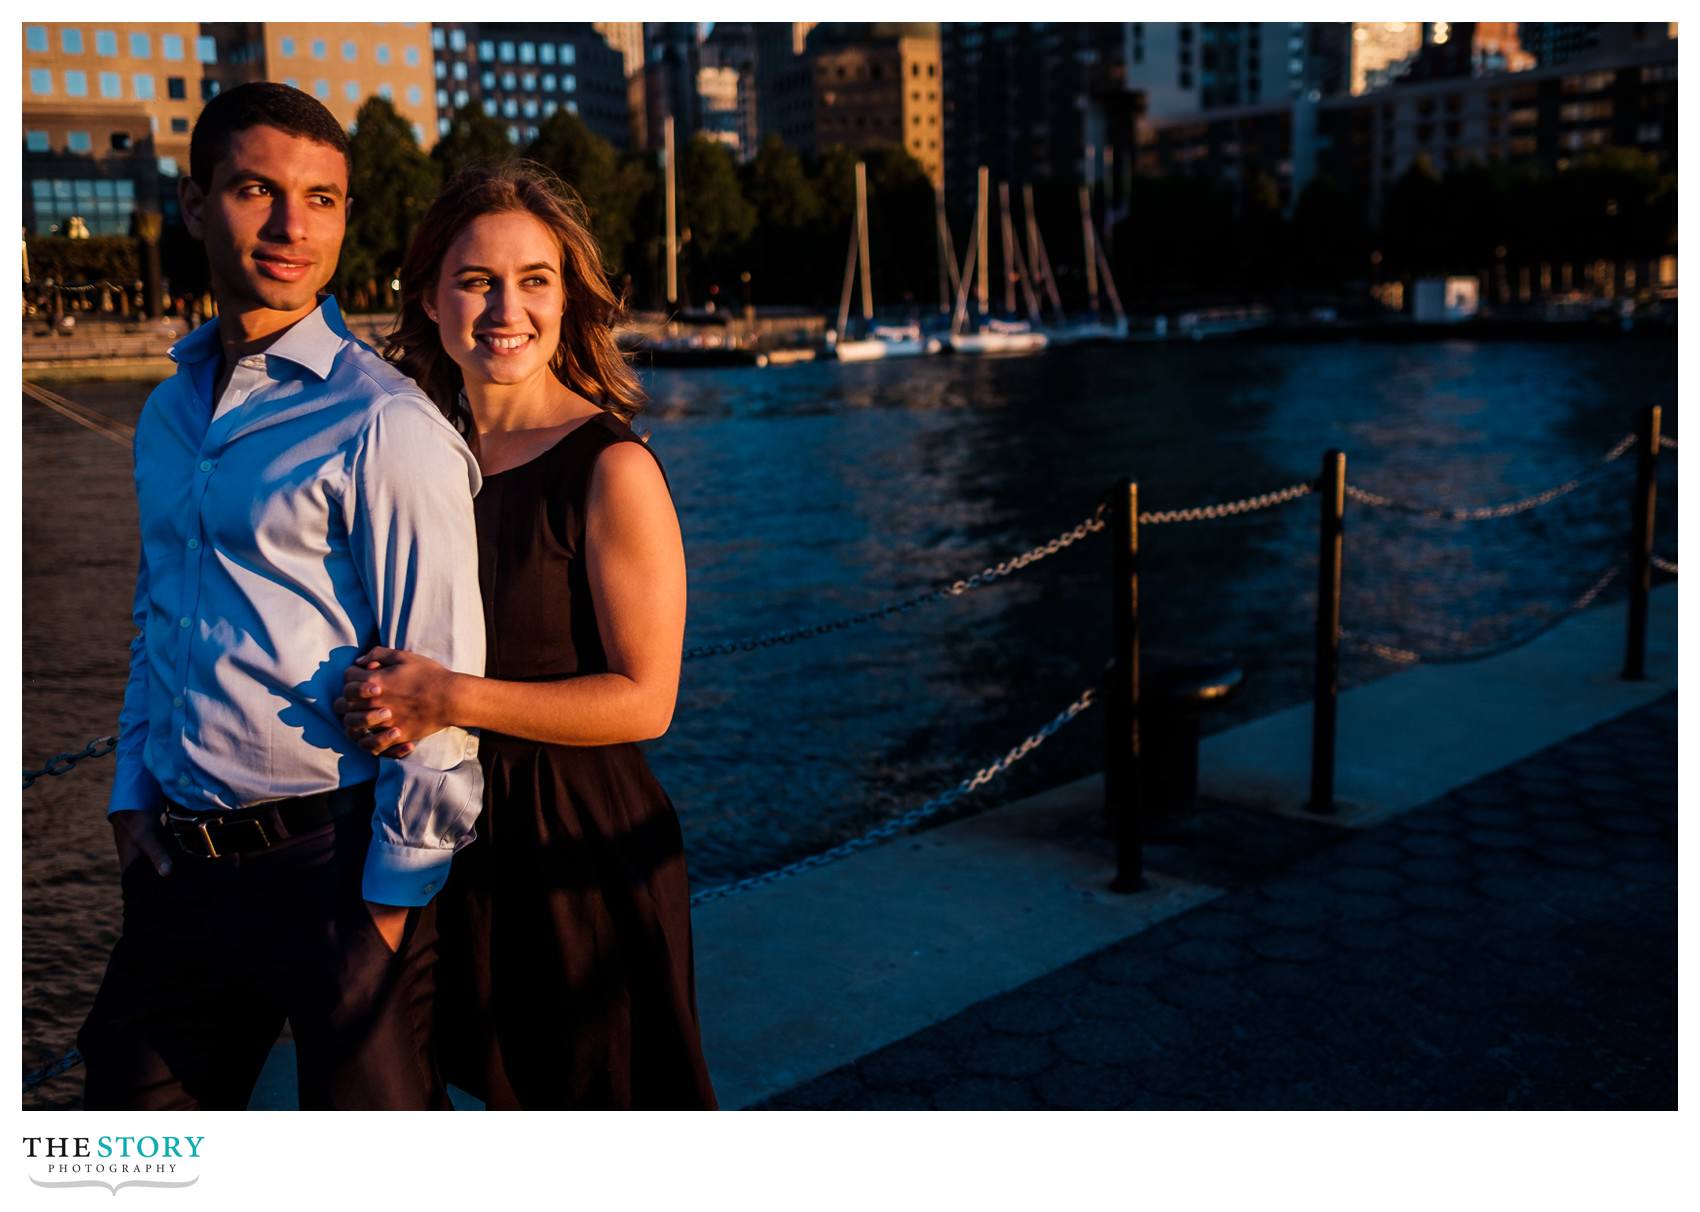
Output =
[
  {"x1": 176, "y1": 775, "x2": 191, "y2": 787},
  {"x1": 198, "y1": 459, "x2": 214, "y2": 473},
  {"x1": 187, "y1": 538, "x2": 200, "y2": 551},
  {"x1": 172, "y1": 696, "x2": 184, "y2": 708},
  {"x1": 179, "y1": 616, "x2": 192, "y2": 629},
  {"x1": 422, "y1": 882, "x2": 436, "y2": 893}
]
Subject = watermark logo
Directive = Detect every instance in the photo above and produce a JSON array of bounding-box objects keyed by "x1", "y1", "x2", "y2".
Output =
[{"x1": 22, "y1": 1137, "x2": 202, "y2": 1195}]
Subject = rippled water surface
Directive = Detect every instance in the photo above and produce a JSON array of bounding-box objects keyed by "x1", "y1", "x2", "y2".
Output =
[{"x1": 22, "y1": 336, "x2": 1677, "y2": 1103}]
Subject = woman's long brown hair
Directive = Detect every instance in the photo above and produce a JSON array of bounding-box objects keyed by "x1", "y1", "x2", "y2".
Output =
[{"x1": 384, "y1": 159, "x2": 645, "y2": 439}]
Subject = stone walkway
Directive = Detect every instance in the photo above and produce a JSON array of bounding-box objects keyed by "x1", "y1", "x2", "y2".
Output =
[{"x1": 756, "y1": 693, "x2": 1677, "y2": 1110}]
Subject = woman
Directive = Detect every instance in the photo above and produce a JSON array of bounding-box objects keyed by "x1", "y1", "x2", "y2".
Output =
[{"x1": 336, "y1": 161, "x2": 716, "y2": 1110}]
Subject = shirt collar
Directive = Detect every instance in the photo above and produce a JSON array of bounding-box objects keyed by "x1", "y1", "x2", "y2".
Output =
[{"x1": 165, "y1": 295, "x2": 350, "y2": 380}]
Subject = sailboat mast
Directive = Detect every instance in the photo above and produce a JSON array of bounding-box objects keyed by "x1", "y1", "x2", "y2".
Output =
[
  {"x1": 934, "y1": 185, "x2": 957, "y2": 313},
  {"x1": 951, "y1": 205, "x2": 980, "y2": 336},
  {"x1": 998, "y1": 181, "x2": 1016, "y2": 315},
  {"x1": 1079, "y1": 185, "x2": 1100, "y2": 314},
  {"x1": 664, "y1": 116, "x2": 677, "y2": 308},
  {"x1": 835, "y1": 206, "x2": 859, "y2": 340},
  {"x1": 975, "y1": 166, "x2": 989, "y2": 317},
  {"x1": 855, "y1": 161, "x2": 873, "y2": 323},
  {"x1": 1024, "y1": 183, "x2": 1064, "y2": 316}
]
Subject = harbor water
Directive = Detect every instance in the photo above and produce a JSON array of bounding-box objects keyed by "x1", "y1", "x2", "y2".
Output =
[{"x1": 22, "y1": 335, "x2": 1677, "y2": 1104}]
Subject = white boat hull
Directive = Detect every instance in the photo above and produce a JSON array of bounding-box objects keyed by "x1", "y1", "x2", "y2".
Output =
[
  {"x1": 1042, "y1": 318, "x2": 1129, "y2": 345},
  {"x1": 834, "y1": 336, "x2": 942, "y2": 361},
  {"x1": 947, "y1": 330, "x2": 1050, "y2": 355}
]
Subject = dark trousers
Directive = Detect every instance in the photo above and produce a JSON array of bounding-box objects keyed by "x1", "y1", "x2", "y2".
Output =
[{"x1": 78, "y1": 809, "x2": 448, "y2": 1110}]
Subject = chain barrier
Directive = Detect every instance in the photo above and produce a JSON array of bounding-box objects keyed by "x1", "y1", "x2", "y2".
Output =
[
  {"x1": 23, "y1": 1047, "x2": 82, "y2": 1095},
  {"x1": 23, "y1": 736, "x2": 117, "y2": 791},
  {"x1": 1138, "y1": 480, "x2": 1315, "y2": 525},
  {"x1": 681, "y1": 508, "x2": 1109, "y2": 659},
  {"x1": 22, "y1": 381, "x2": 136, "y2": 449},
  {"x1": 1651, "y1": 553, "x2": 1678, "y2": 576},
  {"x1": 1344, "y1": 433, "x2": 1637, "y2": 522},
  {"x1": 1659, "y1": 434, "x2": 1677, "y2": 452},
  {"x1": 1345, "y1": 563, "x2": 1621, "y2": 667},
  {"x1": 689, "y1": 684, "x2": 1098, "y2": 906}
]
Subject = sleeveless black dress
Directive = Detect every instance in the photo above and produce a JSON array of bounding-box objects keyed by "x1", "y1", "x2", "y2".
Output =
[{"x1": 436, "y1": 410, "x2": 717, "y2": 1109}]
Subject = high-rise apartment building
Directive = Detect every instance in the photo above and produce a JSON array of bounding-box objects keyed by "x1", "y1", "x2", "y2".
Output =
[
  {"x1": 809, "y1": 22, "x2": 943, "y2": 188},
  {"x1": 1517, "y1": 21, "x2": 1675, "y2": 67},
  {"x1": 430, "y1": 23, "x2": 628, "y2": 150},
  {"x1": 1350, "y1": 22, "x2": 1424, "y2": 95},
  {"x1": 754, "y1": 22, "x2": 816, "y2": 156},
  {"x1": 700, "y1": 23, "x2": 758, "y2": 160}
]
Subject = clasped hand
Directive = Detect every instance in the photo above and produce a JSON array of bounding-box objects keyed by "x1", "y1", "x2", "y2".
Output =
[{"x1": 332, "y1": 646, "x2": 455, "y2": 759}]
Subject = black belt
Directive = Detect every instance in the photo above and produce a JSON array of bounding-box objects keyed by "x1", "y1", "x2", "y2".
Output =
[{"x1": 163, "y1": 784, "x2": 373, "y2": 859}]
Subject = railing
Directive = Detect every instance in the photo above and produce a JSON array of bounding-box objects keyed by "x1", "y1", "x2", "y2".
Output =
[{"x1": 19, "y1": 383, "x2": 1677, "y2": 1095}]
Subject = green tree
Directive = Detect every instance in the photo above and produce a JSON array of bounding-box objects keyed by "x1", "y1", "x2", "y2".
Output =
[
  {"x1": 431, "y1": 108, "x2": 515, "y2": 181},
  {"x1": 340, "y1": 96, "x2": 438, "y2": 309},
  {"x1": 1377, "y1": 154, "x2": 1448, "y2": 278},
  {"x1": 742, "y1": 136, "x2": 822, "y2": 305},
  {"x1": 679, "y1": 135, "x2": 756, "y2": 301},
  {"x1": 525, "y1": 111, "x2": 640, "y2": 269},
  {"x1": 1292, "y1": 174, "x2": 1368, "y2": 288}
]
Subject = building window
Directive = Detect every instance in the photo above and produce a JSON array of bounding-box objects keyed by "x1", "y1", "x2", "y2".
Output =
[
  {"x1": 436, "y1": 60, "x2": 447, "y2": 79},
  {"x1": 411, "y1": 122, "x2": 424, "y2": 144},
  {"x1": 436, "y1": 87, "x2": 448, "y2": 107},
  {"x1": 439, "y1": 115, "x2": 452, "y2": 135},
  {"x1": 540, "y1": 43, "x2": 555, "y2": 65},
  {"x1": 171, "y1": 116, "x2": 189, "y2": 133},
  {"x1": 112, "y1": 131, "x2": 132, "y2": 150},
  {"x1": 481, "y1": 70, "x2": 495, "y2": 89},
  {"x1": 280, "y1": 36, "x2": 296, "y2": 57},
  {"x1": 560, "y1": 44, "x2": 575, "y2": 66},
  {"x1": 96, "y1": 30, "x2": 119, "y2": 56},
  {"x1": 451, "y1": 29, "x2": 466, "y2": 52},
  {"x1": 162, "y1": 33, "x2": 184, "y2": 60},
  {"x1": 29, "y1": 69, "x2": 52, "y2": 95},
  {"x1": 522, "y1": 98, "x2": 538, "y2": 117},
  {"x1": 130, "y1": 32, "x2": 152, "y2": 58},
  {"x1": 377, "y1": 44, "x2": 392, "y2": 65},
  {"x1": 26, "y1": 25, "x2": 49, "y2": 52},
  {"x1": 566, "y1": 99, "x2": 577, "y2": 115},
  {"x1": 202, "y1": 78, "x2": 222, "y2": 99},
  {"x1": 563, "y1": 74, "x2": 576, "y2": 93},
  {"x1": 483, "y1": 98, "x2": 498, "y2": 116},
  {"x1": 315, "y1": 79, "x2": 330, "y2": 99},
  {"x1": 342, "y1": 41, "x2": 357, "y2": 62},
  {"x1": 345, "y1": 81, "x2": 360, "y2": 101},
  {"x1": 542, "y1": 73, "x2": 555, "y2": 92},
  {"x1": 432, "y1": 27, "x2": 446, "y2": 50},
  {"x1": 312, "y1": 39, "x2": 326, "y2": 60},
  {"x1": 134, "y1": 74, "x2": 155, "y2": 99},
  {"x1": 479, "y1": 40, "x2": 494, "y2": 61},
  {"x1": 61, "y1": 28, "x2": 84, "y2": 54},
  {"x1": 507, "y1": 125, "x2": 519, "y2": 143},
  {"x1": 454, "y1": 88, "x2": 468, "y2": 107},
  {"x1": 197, "y1": 35, "x2": 217, "y2": 63},
  {"x1": 406, "y1": 46, "x2": 419, "y2": 67},
  {"x1": 67, "y1": 131, "x2": 93, "y2": 154},
  {"x1": 379, "y1": 83, "x2": 393, "y2": 100},
  {"x1": 520, "y1": 42, "x2": 535, "y2": 64},
  {"x1": 167, "y1": 76, "x2": 186, "y2": 100},
  {"x1": 499, "y1": 41, "x2": 515, "y2": 62},
  {"x1": 503, "y1": 98, "x2": 518, "y2": 117},
  {"x1": 501, "y1": 71, "x2": 516, "y2": 89},
  {"x1": 411, "y1": 86, "x2": 425, "y2": 105},
  {"x1": 65, "y1": 70, "x2": 89, "y2": 97},
  {"x1": 25, "y1": 130, "x2": 50, "y2": 153},
  {"x1": 159, "y1": 156, "x2": 180, "y2": 177},
  {"x1": 453, "y1": 62, "x2": 467, "y2": 80}
]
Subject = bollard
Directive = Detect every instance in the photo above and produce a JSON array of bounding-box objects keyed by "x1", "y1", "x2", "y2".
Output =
[
  {"x1": 1103, "y1": 479, "x2": 1143, "y2": 891},
  {"x1": 1623, "y1": 405, "x2": 1661, "y2": 679},
  {"x1": 1309, "y1": 450, "x2": 1346, "y2": 813}
]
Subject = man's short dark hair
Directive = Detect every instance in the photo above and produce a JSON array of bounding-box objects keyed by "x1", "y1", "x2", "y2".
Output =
[{"x1": 189, "y1": 81, "x2": 352, "y2": 192}]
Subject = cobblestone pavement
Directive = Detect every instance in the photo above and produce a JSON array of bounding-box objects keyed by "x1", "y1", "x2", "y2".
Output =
[{"x1": 756, "y1": 693, "x2": 1677, "y2": 1110}]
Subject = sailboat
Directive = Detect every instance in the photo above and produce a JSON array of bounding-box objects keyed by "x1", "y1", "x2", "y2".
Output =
[
  {"x1": 829, "y1": 161, "x2": 942, "y2": 362},
  {"x1": 1024, "y1": 183, "x2": 1128, "y2": 345},
  {"x1": 947, "y1": 167, "x2": 1049, "y2": 356}
]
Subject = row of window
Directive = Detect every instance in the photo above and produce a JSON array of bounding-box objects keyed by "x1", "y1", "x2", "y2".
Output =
[
  {"x1": 25, "y1": 27, "x2": 215, "y2": 62},
  {"x1": 472, "y1": 39, "x2": 576, "y2": 66},
  {"x1": 470, "y1": 70, "x2": 578, "y2": 93},
  {"x1": 470, "y1": 96, "x2": 578, "y2": 120},
  {"x1": 28, "y1": 69, "x2": 190, "y2": 102},
  {"x1": 279, "y1": 78, "x2": 424, "y2": 107},
  {"x1": 275, "y1": 37, "x2": 422, "y2": 67},
  {"x1": 431, "y1": 28, "x2": 469, "y2": 53},
  {"x1": 29, "y1": 176, "x2": 140, "y2": 237}
]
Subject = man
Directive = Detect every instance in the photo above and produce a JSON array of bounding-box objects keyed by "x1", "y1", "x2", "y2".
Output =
[{"x1": 77, "y1": 83, "x2": 484, "y2": 1110}]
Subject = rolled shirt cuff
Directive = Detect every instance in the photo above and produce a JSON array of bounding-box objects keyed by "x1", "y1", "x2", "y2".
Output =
[
  {"x1": 106, "y1": 763, "x2": 164, "y2": 817},
  {"x1": 360, "y1": 832, "x2": 469, "y2": 907}
]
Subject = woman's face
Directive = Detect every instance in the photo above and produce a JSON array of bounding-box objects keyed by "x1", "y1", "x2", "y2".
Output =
[{"x1": 427, "y1": 209, "x2": 566, "y2": 390}]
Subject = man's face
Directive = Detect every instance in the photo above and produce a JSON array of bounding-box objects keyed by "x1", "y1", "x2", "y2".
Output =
[{"x1": 179, "y1": 124, "x2": 349, "y2": 316}]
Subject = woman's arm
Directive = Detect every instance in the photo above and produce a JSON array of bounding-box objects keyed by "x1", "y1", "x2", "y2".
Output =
[{"x1": 341, "y1": 442, "x2": 686, "y2": 749}]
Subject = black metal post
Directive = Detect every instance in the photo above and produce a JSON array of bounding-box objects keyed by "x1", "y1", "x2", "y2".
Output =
[
  {"x1": 1624, "y1": 405, "x2": 1661, "y2": 679},
  {"x1": 1104, "y1": 479, "x2": 1143, "y2": 891},
  {"x1": 1309, "y1": 450, "x2": 1346, "y2": 814}
]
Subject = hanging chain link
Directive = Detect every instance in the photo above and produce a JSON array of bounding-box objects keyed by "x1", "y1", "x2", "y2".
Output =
[
  {"x1": 1345, "y1": 563, "x2": 1622, "y2": 666},
  {"x1": 682, "y1": 508, "x2": 1108, "y2": 659},
  {"x1": 23, "y1": 1047, "x2": 83, "y2": 1094},
  {"x1": 1650, "y1": 553, "x2": 1678, "y2": 576},
  {"x1": 1138, "y1": 480, "x2": 1315, "y2": 525},
  {"x1": 1659, "y1": 434, "x2": 1677, "y2": 452},
  {"x1": 689, "y1": 684, "x2": 1098, "y2": 906},
  {"x1": 23, "y1": 736, "x2": 117, "y2": 791},
  {"x1": 1344, "y1": 432, "x2": 1638, "y2": 522}
]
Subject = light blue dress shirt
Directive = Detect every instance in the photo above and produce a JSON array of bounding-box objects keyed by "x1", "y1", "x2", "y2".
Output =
[{"x1": 109, "y1": 296, "x2": 487, "y2": 906}]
